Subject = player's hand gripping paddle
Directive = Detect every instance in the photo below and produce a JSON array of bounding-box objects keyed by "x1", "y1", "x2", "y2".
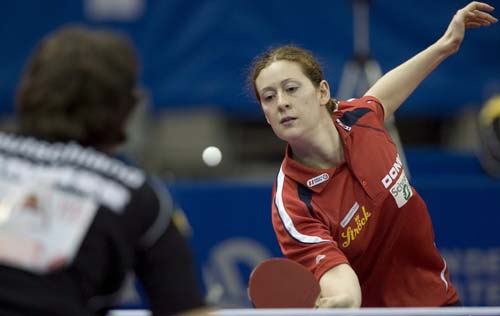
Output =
[{"x1": 248, "y1": 258, "x2": 320, "y2": 308}]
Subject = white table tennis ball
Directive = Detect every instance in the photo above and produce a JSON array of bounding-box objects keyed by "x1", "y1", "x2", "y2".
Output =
[{"x1": 202, "y1": 146, "x2": 222, "y2": 167}]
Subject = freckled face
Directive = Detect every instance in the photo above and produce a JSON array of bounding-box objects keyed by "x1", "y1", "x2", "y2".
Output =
[{"x1": 255, "y1": 60, "x2": 327, "y2": 142}]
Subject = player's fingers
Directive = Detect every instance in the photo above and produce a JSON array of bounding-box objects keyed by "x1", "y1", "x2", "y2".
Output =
[
  {"x1": 466, "y1": 2, "x2": 495, "y2": 12},
  {"x1": 314, "y1": 296, "x2": 321, "y2": 308},
  {"x1": 470, "y1": 9, "x2": 498, "y2": 23},
  {"x1": 466, "y1": 22, "x2": 483, "y2": 28},
  {"x1": 317, "y1": 297, "x2": 333, "y2": 308},
  {"x1": 466, "y1": 17, "x2": 496, "y2": 27},
  {"x1": 468, "y1": 17, "x2": 492, "y2": 26},
  {"x1": 316, "y1": 296, "x2": 346, "y2": 308},
  {"x1": 465, "y1": 13, "x2": 497, "y2": 27}
]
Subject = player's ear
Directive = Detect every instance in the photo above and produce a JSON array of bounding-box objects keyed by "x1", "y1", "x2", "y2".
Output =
[{"x1": 319, "y1": 80, "x2": 331, "y2": 106}]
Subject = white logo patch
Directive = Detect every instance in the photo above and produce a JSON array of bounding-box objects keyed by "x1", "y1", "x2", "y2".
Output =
[
  {"x1": 307, "y1": 173, "x2": 329, "y2": 187},
  {"x1": 381, "y1": 154, "x2": 403, "y2": 189},
  {"x1": 316, "y1": 254, "x2": 326, "y2": 264},
  {"x1": 335, "y1": 118, "x2": 352, "y2": 131},
  {"x1": 340, "y1": 202, "x2": 359, "y2": 228},
  {"x1": 389, "y1": 170, "x2": 413, "y2": 208},
  {"x1": 0, "y1": 180, "x2": 98, "y2": 273}
]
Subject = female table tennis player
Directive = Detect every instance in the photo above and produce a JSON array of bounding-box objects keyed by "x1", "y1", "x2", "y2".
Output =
[{"x1": 249, "y1": 1, "x2": 497, "y2": 308}]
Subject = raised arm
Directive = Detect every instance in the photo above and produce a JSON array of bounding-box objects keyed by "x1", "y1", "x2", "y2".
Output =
[{"x1": 364, "y1": 1, "x2": 497, "y2": 120}]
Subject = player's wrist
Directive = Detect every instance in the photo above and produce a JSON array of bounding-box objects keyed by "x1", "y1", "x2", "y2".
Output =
[
  {"x1": 435, "y1": 30, "x2": 463, "y2": 57},
  {"x1": 317, "y1": 293, "x2": 361, "y2": 308}
]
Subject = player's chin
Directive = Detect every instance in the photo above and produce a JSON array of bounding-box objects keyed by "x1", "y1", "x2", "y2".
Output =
[{"x1": 276, "y1": 129, "x2": 303, "y2": 143}]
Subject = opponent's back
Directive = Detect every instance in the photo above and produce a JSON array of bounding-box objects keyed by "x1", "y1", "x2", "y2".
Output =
[{"x1": 0, "y1": 131, "x2": 166, "y2": 315}]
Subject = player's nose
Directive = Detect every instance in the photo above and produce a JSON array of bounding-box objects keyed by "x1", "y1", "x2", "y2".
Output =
[{"x1": 276, "y1": 91, "x2": 290, "y2": 110}]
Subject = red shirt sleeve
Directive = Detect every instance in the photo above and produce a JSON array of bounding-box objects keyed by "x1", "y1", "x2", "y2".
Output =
[
  {"x1": 271, "y1": 178, "x2": 349, "y2": 281},
  {"x1": 338, "y1": 96, "x2": 385, "y2": 127}
]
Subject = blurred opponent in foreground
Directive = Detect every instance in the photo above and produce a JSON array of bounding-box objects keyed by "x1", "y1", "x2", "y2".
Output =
[{"x1": 0, "y1": 25, "x2": 207, "y2": 316}]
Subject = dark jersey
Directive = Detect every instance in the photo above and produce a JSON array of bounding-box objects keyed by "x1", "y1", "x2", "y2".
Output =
[
  {"x1": 272, "y1": 96, "x2": 459, "y2": 306},
  {"x1": 0, "y1": 131, "x2": 205, "y2": 316}
]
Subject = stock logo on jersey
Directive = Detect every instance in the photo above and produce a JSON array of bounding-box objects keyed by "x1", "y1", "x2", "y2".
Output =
[
  {"x1": 389, "y1": 170, "x2": 413, "y2": 208},
  {"x1": 340, "y1": 205, "x2": 372, "y2": 248}
]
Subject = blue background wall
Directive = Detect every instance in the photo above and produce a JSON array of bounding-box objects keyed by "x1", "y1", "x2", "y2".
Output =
[{"x1": 0, "y1": 0, "x2": 499, "y2": 117}]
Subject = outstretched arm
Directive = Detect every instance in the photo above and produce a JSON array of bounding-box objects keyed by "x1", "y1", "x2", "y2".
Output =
[
  {"x1": 364, "y1": 1, "x2": 497, "y2": 120},
  {"x1": 317, "y1": 263, "x2": 362, "y2": 308}
]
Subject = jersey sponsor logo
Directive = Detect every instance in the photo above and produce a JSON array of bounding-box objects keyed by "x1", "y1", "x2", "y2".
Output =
[
  {"x1": 0, "y1": 179, "x2": 98, "y2": 273},
  {"x1": 315, "y1": 254, "x2": 326, "y2": 264},
  {"x1": 335, "y1": 118, "x2": 352, "y2": 131},
  {"x1": 306, "y1": 173, "x2": 329, "y2": 188},
  {"x1": 389, "y1": 170, "x2": 413, "y2": 208},
  {"x1": 381, "y1": 154, "x2": 403, "y2": 189},
  {"x1": 340, "y1": 202, "x2": 359, "y2": 228},
  {"x1": 341, "y1": 205, "x2": 372, "y2": 248}
]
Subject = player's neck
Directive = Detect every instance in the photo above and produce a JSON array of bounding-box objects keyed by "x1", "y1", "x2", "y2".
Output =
[{"x1": 290, "y1": 122, "x2": 343, "y2": 169}]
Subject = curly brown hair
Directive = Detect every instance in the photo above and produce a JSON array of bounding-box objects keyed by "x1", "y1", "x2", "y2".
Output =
[
  {"x1": 16, "y1": 25, "x2": 139, "y2": 148},
  {"x1": 249, "y1": 45, "x2": 337, "y2": 113}
]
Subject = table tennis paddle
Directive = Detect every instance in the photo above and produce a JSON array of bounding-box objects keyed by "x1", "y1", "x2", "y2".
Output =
[{"x1": 248, "y1": 257, "x2": 320, "y2": 308}]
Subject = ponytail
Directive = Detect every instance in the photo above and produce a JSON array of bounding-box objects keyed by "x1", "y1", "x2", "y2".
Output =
[{"x1": 326, "y1": 98, "x2": 339, "y2": 114}]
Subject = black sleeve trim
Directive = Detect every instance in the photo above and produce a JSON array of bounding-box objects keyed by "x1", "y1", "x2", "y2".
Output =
[
  {"x1": 137, "y1": 177, "x2": 173, "y2": 249},
  {"x1": 338, "y1": 108, "x2": 372, "y2": 128}
]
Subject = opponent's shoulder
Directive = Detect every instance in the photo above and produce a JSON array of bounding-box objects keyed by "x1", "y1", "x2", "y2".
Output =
[
  {"x1": 0, "y1": 131, "x2": 146, "y2": 188},
  {"x1": 124, "y1": 175, "x2": 178, "y2": 248}
]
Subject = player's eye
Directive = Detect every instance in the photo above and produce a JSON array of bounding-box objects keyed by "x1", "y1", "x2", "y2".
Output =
[
  {"x1": 262, "y1": 93, "x2": 275, "y2": 102},
  {"x1": 285, "y1": 85, "x2": 299, "y2": 93}
]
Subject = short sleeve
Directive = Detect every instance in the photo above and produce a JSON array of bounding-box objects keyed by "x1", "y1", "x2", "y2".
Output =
[
  {"x1": 134, "y1": 222, "x2": 206, "y2": 315},
  {"x1": 362, "y1": 95, "x2": 385, "y2": 123},
  {"x1": 338, "y1": 96, "x2": 385, "y2": 127},
  {"x1": 272, "y1": 180, "x2": 349, "y2": 281}
]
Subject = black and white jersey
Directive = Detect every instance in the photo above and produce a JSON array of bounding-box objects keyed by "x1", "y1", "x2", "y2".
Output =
[{"x1": 0, "y1": 131, "x2": 205, "y2": 316}]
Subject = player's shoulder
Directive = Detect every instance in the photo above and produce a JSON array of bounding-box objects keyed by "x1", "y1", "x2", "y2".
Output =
[
  {"x1": 336, "y1": 96, "x2": 385, "y2": 127},
  {"x1": 71, "y1": 148, "x2": 146, "y2": 190},
  {"x1": 0, "y1": 131, "x2": 146, "y2": 189},
  {"x1": 338, "y1": 96, "x2": 383, "y2": 113},
  {"x1": 0, "y1": 131, "x2": 150, "y2": 214}
]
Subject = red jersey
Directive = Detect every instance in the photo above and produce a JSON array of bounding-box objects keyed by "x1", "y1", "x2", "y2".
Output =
[{"x1": 271, "y1": 96, "x2": 459, "y2": 307}]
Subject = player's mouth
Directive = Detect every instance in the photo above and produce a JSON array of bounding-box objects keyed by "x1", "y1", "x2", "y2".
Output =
[{"x1": 280, "y1": 116, "x2": 296, "y2": 125}]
